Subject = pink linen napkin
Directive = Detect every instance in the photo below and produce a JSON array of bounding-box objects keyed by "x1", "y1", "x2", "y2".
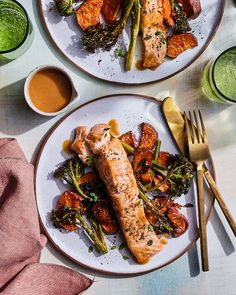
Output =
[{"x1": 0, "y1": 138, "x2": 92, "y2": 295}]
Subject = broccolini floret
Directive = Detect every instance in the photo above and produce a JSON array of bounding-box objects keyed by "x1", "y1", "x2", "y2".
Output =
[
  {"x1": 54, "y1": 158, "x2": 90, "y2": 198},
  {"x1": 171, "y1": 0, "x2": 190, "y2": 33},
  {"x1": 51, "y1": 205, "x2": 108, "y2": 254},
  {"x1": 81, "y1": 0, "x2": 135, "y2": 53},
  {"x1": 165, "y1": 154, "x2": 194, "y2": 197},
  {"x1": 54, "y1": 0, "x2": 75, "y2": 16}
]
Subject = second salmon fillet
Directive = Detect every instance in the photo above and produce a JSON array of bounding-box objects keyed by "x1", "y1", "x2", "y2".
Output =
[
  {"x1": 140, "y1": 0, "x2": 167, "y2": 68},
  {"x1": 86, "y1": 124, "x2": 164, "y2": 263}
]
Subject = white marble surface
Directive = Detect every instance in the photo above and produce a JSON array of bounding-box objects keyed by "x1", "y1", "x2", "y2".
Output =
[{"x1": 0, "y1": 0, "x2": 236, "y2": 294}]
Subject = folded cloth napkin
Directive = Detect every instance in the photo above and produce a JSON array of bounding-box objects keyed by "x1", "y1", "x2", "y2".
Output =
[{"x1": 0, "y1": 138, "x2": 92, "y2": 295}]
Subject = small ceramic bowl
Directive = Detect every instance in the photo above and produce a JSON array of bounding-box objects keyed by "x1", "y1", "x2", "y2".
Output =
[{"x1": 24, "y1": 65, "x2": 79, "y2": 116}]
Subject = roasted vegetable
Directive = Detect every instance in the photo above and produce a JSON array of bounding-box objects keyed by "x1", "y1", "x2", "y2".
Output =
[
  {"x1": 76, "y1": 0, "x2": 103, "y2": 30},
  {"x1": 125, "y1": 0, "x2": 140, "y2": 71},
  {"x1": 153, "y1": 154, "x2": 194, "y2": 198},
  {"x1": 52, "y1": 193, "x2": 108, "y2": 254},
  {"x1": 145, "y1": 197, "x2": 189, "y2": 236},
  {"x1": 167, "y1": 32, "x2": 198, "y2": 58},
  {"x1": 171, "y1": 0, "x2": 190, "y2": 33},
  {"x1": 54, "y1": 191, "x2": 84, "y2": 231},
  {"x1": 81, "y1": 0, "x2": 135, "y2": 53},
  {"x1": 156, "y1": 151, "x2": 171, "y2": 167},
  {"x1": 102, "y1": 0, "x2": 123, "y2": 23},
  {"x1": 92, "y1": 200, "x2": 119, "y2": 234},
  {"x1": 79, "y1": 172, "x2": 99, "y2": 191},
  {"x1": 133, "y1": 147, "x2": 154, "y2": 183},
  {"x1": 54, "y1": 0, "x2": 75, "y2": 16},
  {"x1": 167, "y1": 205, "x2": 188, "y2": 236},
  {"x1": 119, "y1": 131, "x2": 137, "y2": 149},
  {"x1": 119, "y1": 131, "x2": 137, "y2": 155},
  {"x1": 54, "y1": 158, "x2": 91, "y2": 199},
  {"x1": 162, "y1": 0, "x2": 175, "y2": 27},
  {"x1": 139, "y1": 123, "x2": 158, "y2": 150},
  {"x1": 176, "y1": 0, "x2": 201, "y2": 19}
]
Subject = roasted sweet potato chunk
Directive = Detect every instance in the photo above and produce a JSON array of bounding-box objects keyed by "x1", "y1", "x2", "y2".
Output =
[
  {"x1": 79, "y1": 172, "x2": 98, "y2": 186},
  {"x1": 57, "y1": 191, "x2": 84, "y2": 231},
  {"x1": 119, "y1": 131, "x2": 137, "y2": 148},
  {"x1": 92, "y1": 201, "x2": 119, "y2": 234},
  {"x1": 176, "y1": 0, "x2": 201, "y2": 19},
  {"x1": 162, "y1": 0, "x2": 175, "y2": 27},
  {"x1": 139, "y1": 123, "x2": 158, "y2": 149},
  {"x1": 102, "y1": 0, "x2": 122, "y2": 23},
  {"x1": 153, "y1": 175, "x2": 171, "y2": 193},
  {"x1": 167, "y1": 33, "x2": 198, "y2": 58},
  {"x1": 157, "y1": 151, "x2": 171, "y2": 167},
  {"x1": 133, "y1": 147, "x2": 154, "y2": 183},
  {"x1": 76, "y1": 0, "x2": 103, "y2": 31},
  {"x1": 167, "y1": 206, "x2": 188, "y2": 237}
]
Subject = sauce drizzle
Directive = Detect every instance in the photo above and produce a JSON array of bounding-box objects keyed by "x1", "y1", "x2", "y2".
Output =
[
  {"x1": 108, "y1": 119, "x2": 120, "y2": 137},
  {"x1": 63, "y1": 140, "x2": 73, "y2": 154}
]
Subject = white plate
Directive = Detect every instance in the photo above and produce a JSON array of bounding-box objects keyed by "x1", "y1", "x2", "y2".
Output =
[
  {"x1": 38, "y1": 0, "x2": 225, "y2": 84},
  {"x1": 35, "y1": 94, "x2": 214, "y2": 274}
]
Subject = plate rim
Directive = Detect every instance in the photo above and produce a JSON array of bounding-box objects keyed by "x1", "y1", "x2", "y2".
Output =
[
  {"x1": 35, "y1": 93, "x2": 215, "y2": 275},
  {"x1": 37, "y1": 0, "x2": 226, "y2": 85}
]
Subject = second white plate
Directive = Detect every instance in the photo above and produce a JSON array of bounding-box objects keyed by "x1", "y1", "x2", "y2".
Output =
[{"x1": 38, "y1": 0, "x2": 225, "y2": 84}]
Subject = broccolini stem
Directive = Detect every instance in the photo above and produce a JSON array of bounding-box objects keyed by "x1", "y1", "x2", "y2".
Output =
[
  {"x1": 121, "y1": 0, "x2": 136, "y2": 24},
  {"x1": 138, "y1": 188, "x2": 163, "y2": 216},
  {"x1": 122, "y1": 142, "x2": 135, "y2": 154},
  {"x1": 76, "y1": 214, "x2": 108, "y2": 254},
  {"x1": 91, "y1": 220, "x2": 107, "y2": 253},
  {"x1": 153, "y1": 139, "x2": 161, "y2": 163},
  {"x1": 137, "y1": 180, "x2": 147, "y2": 193},
  {"x1": 126, "y1": 0, "x2": 140, "y2": 71},
  {"x1": 68, "y1": 161, "x2": 90, "y2": 199}
]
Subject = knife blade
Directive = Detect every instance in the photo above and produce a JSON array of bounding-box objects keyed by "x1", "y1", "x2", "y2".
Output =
[{"x1": 162, "y1": 97, "x2": 236, "y2": 237}]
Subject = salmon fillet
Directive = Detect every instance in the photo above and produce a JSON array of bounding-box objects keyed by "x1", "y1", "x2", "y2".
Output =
[
  {"x1": 71, "y1": 126, "x2": 91, "y2": 165},
  {"x1": 140, "y1": 0, "x2": 167, "y2": 68},
  {"x1": 86, "y1": 124, "x2": 164, "y2": 263}
]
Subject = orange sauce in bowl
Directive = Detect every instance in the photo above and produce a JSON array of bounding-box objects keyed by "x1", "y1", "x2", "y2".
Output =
[{"x1": 29, "y1": 68, "x2": 72, "y2": 113}]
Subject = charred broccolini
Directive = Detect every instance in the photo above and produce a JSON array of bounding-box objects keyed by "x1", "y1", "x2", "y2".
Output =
[
  {"x1": 171, "y1": 0, "x2": 190, "y2": 33},
  {"x1": 54, "y1": 158, "x2": 89, "y2": 199},
  {"x1": 52, "y1": 205, "x2": 108, "y2": 254},
  {"x1": 81, "y1": 0, "x2": 135, "y2": 53},
  {"x1": 152, "y1": 154, "x2": 194, "y2": 198},
  {"x1": 54, "y1": 0, "x2": 76, "y2": 16}
]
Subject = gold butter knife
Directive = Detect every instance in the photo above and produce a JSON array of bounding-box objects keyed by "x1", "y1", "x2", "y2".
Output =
[{"x1": 162, "y1": 97, "x2": 236, "y2": 237}]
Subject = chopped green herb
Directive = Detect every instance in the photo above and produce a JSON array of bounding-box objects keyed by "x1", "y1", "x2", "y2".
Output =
[
  {"x1": 88, "y1": 245, "x2": 94, "y2": 253},
  {"x1": 147, "y1": 240, "x2": 153, "y2": 246},
  {"x1": 119, "y1": 243, "x2": 126, "y2": 251},
  {"x1": 115, "y1": 48, "x2": 127, "y2": 58},
  {"x1": 86, "y1": 156, "x2": 95, "y2": 168},
  {"x1": 155, "y1": 30, "x2": 161, "y2": 36},
  {"x1": 89, "y1": 192, "x2": 99, "y2": 202},
  {"x1": 147, "y1": 225, "x2": 154, "y2": 232},
  {"x1": 144, "y1": 34, "x2": 152, "y2": 40},
  {"x1": 122, "y1": 255, "x2": 129, "y2": 260},
  {"x1": 110, "y1": 245, "x2": 116, "y2": 250}
]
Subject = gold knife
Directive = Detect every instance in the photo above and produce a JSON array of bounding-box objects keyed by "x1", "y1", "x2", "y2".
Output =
[{"x1": 162, "y1": 97, "x2": 236, "y2": 237}]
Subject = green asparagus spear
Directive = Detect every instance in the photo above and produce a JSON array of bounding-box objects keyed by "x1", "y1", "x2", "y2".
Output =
[{"x1": 126, "y1": 0, "x2": 140, "y2": 71}]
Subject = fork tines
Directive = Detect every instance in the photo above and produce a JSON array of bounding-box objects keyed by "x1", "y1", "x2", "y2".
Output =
[{"x1": 184, "y1": 111, "x2": 207, "y2": 144}]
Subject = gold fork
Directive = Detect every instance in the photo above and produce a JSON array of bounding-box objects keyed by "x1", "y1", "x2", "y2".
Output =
[{"x1": 184, "y1": 110, "x2": 209, "y2": 272}]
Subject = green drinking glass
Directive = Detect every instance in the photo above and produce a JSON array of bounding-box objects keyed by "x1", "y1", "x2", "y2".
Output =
[
  {"x1": 201, "y1": 47, "x2": 236, "y2": 104},
  {"x1": 0, "y1": 0, "x2": 33, "y2": 62}
]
